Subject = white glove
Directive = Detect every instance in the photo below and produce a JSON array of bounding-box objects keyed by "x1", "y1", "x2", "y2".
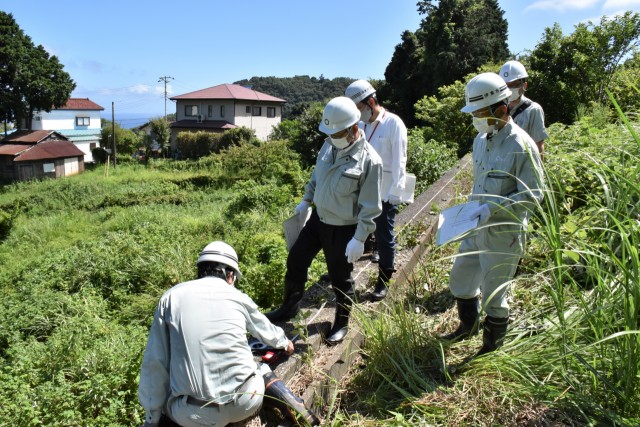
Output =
[
  {"x1": 295, "y1": 200, "x2": 312, "y2": 228},
  {"x1": 388, "y1": 194, "x2": 402, "y2": 205},
  {"x1": 345, "y1": 237, "x2": 365, "y2": 264},
  {"x1": 468, "y1": 203, "x2": 491, "y2": 225},
  {"x1": 294, "y1": 200, "x2": 311, "y2": 216}
]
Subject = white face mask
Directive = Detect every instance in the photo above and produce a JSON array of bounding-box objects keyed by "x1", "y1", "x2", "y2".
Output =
[
  {"x1": 360, "y1": 105, "x2": 373, "y2": 123},
  {"x1": 508, "y1": 87, "x2": 521, "y2": 103},
  {"x1": 472, "y1": 117, "x2": 495, "y2": 135},
  {"x1": 330, "y1": 135, "x2": 350, "y2": 149}
]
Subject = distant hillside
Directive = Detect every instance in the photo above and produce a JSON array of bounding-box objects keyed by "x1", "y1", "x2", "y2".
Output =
[{"x1": 234, "y1": 75, "x2": 355, "y2": 118}]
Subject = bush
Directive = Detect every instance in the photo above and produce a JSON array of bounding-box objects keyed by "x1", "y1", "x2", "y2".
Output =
[
  {"x1": 406, "y1": 128, "x2": 458, "y2": 194},
  {"x1": 0, "y1": 209, "x2": 11, "y2": 241},
  {"x1": 176, "y1": 131, "x2": 222, "y2": 159},
  {"x1": 91, "y1": 147, "x2": 109, "y2": 164}
]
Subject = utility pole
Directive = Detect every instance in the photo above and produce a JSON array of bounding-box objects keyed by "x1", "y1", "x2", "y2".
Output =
[
  {"x1": 158, "y1": 76, "x2": 174, "y2": 121},
  {"x1": 111, "y1": 101, "x2": 117, "y2": 167}
]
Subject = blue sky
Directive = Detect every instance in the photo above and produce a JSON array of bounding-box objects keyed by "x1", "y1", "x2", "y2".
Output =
[{"x1": 3, "y1": 0, "x2": 640, "y2": 125}]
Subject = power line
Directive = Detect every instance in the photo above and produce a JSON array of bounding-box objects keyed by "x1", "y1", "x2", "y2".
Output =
[{"x1": 158, "y1": 76, "x2": 174, "y2": 120}]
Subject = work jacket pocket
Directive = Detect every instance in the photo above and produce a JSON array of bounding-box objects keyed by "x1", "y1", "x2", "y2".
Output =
[
  {"x1": 483, "y1": 171, "x2": 512, "y2": 197},
  {"x1": 335, "y1": 169, "x2": 361, "y2": 195}
]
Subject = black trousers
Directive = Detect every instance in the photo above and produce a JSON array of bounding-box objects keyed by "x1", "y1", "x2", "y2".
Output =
[{"x1": 285, "y1": 209, "x2": 356, "y2": 300}]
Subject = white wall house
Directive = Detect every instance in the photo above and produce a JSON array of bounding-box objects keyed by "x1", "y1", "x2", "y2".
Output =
[
  {"x1": 29, "y1": 98, "x2": 104, "y2": 163},
  {"x1": 169, "y1": 84, "x2": 286, "y2": 150}
]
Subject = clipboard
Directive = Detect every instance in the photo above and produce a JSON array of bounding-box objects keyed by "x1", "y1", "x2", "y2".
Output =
[
  {"x1": 435, "y1": 200, "x2": 481, "y2": 246},
  {"x1": 283, "y1": 209, "x2": 311, "y2": 251}
]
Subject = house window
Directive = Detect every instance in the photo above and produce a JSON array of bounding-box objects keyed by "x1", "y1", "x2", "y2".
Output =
[
  {"x1": 246, "y1": 106, "x2": 251, "y2": 114},
  {"x1": 76, "y1": 116, "x2": 90, "y2": 126},
  {"x1": 90, "y1": 143, "x2": 97, "y2": 150},
  {"x1": 267, "y1": 107, "x2": 276, "y2": 118},
  {"x1": 252, "y1": 106, "x2": 262, "y2": 116},
  {"x1": 43, "y1": 163, "x2": 55, "y2": 173},
  {"x1": 220, "y1": 105, "x2": 225, "y2": 118},
  {"x1": 208, "y1": 105, "x2": 213, "y2": 117},
  {"x1": 185, "y1": 105, "x2": 199, "y2": 117}
]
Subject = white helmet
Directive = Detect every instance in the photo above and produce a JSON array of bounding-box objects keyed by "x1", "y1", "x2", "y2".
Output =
[
  {"x1": 345, "y1": 79, "x2": 376, "y2": 104},
  {"x1": 318, "y1": 96, "x2": 360, "y2": 135},
  {"x1": 197, "y1": 241, "x2": 242, "y2": 279},
  {"x1": 499, "y1": 60, "x2": 529, "y2": 83},
  {"x1": 460, "y1": 72, "x2": 512, "y2": 113}
]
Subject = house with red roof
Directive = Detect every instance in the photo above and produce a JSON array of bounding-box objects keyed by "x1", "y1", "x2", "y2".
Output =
[
  {"x1": 28, "y1": 98, "x2": 104, "y2": 163},
  {"x1": 169, "y1": 84, "x2": 286, "y2": 149},
  {"x1": 0, "y1": 130, "x2": 85, "y2": 181}
]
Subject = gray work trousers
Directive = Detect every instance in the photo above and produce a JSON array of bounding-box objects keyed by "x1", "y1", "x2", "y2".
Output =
[{"x1": 448, "y1": 224, "x2": 524, "y2": 318}]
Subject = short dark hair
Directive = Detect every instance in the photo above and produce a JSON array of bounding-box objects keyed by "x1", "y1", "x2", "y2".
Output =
[
  {"x1": 363, "y1": 94, "x2": 378, "y2": 106},
  {"x1": 197, "y1": 261, "x2": 231, "y2": 280}
]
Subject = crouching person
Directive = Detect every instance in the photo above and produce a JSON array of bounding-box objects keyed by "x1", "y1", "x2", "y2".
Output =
[{"x1": 138, "y1": 241, "x2": 319, "y2": 427}]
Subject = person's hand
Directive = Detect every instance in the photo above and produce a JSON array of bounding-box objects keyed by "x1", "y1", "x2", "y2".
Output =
[
  {"x1": 468, "y1": 203, "x2": 491, "y2": 225},
  {"x1": 388, "y1": 194, "x2": 402, "y2": 205},
  {"x1": 345, "y1": 237, "x2": 365, "y2": 264},
  {"x1": 294, "y1": 200, "x2": 311, "y2": 216},
  {"x1": 284, "y1": 340, "x2": 295, "y2": 355}
]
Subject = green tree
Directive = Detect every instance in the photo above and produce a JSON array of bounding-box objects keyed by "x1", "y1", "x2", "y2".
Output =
[
  {"x1": 0, "y1": 12, "x2": 75, "y2": 130},
  {"x1": 378, "y1": 30, "x2": 423, "y2": 127},
  {"x1": 19, "y1": 45, "x2": 75, "y2": 130},
  {"x1": 100, "y1": 121, "x2": 141, "y2": 155},
  {"x1": 413, "y1": 63, "x2": 499, "y2": 157},
  {"x1": 527, "y1": 12, "x2": 640, "y2": 124},
  {"x1": 0, "y1": 12, "x2": 32, "y2": 126},
  {"x1": 148, "y1": 117, "x2": 170, "y2": 153},
  {"x1": 234, "y1": 75, "x2": 354, "y2": 118},
  {"x1": 383, "y1": 0, "x2": 509, "y2": 127},
  {"x1": 609, "y1": 51, "x2": 640, "y2": 114},
  {"x1": 269, "y1": 102, "x2": 325, "y2": 168}
]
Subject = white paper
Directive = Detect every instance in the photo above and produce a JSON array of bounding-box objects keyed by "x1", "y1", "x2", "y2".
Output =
[
  {"x1": 435, "y1": 200, "x2": 481, "y2": 246},
  {"x1": 381, "y1": 172, "x2": 417, "y2": 204},
  {"x1": 283, "y1": 209, "x2": 311, "y2": 251}
]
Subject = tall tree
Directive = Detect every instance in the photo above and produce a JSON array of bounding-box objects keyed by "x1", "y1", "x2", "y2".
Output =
[
  {"x1": 0, "y1": 12, "x2": 75, "y2": 130},
  {"x1": 0, "y1": 12, "x2": 30, "y2": 126},
  {"x1": 528, "y1": 12, "x2": 640, "y2": 124},
  {"x1": 383, "y1": 0, "x2": 509, "y2": 127},
  {"x1": 379, "y1": 30, "x2": 423, "y2": 128}
]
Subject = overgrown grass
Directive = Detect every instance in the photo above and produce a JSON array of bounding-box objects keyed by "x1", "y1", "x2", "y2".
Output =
[{"x1": 337, "y1": 112, "x2": 640, "y2": 425}]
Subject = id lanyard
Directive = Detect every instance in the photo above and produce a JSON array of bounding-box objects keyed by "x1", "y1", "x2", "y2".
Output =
[{"x1": 365, "y1": 111, "x2": 385, "y2": 141}]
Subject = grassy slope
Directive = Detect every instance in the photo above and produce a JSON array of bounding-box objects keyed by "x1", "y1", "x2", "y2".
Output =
[{"x1": 335, "y1": 116, "x2": 640, "y2": 426}]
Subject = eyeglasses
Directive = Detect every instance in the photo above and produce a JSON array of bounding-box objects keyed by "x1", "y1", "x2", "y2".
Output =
[
  {"x1": 506, "y1": 81, "x2": 523, "y2": 89},
  {"x1": 330, "y1": 129, "x2": 349, "y2": 139},
  {"x1": 471, "y1": 108, "x2": 492, "y2": 118}
]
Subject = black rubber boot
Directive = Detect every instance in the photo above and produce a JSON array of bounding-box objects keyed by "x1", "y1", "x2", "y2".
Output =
[
  {"x1": 325, "y1": 297, "x2": 352, "y2": 345},
  {"x1": 440, "y1": 297, "x2": 480, "y2": 341},
  {"x1": 264, "y1": 281, "x2": 303, "y2": 322},
  {"x1": 263, "y1": 371, "x2": 321, "y2": 426},
  {"x1": 371, "y1": 267, "x2": 394, "y2": 301},
  {"x1": 476, "y1": 315, "x2": 509, "y2": 356}
]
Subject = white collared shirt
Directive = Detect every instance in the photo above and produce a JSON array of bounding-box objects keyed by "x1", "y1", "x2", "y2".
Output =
[{"x1": 362, "y1": 107, "x2": 408, "y2": 202}]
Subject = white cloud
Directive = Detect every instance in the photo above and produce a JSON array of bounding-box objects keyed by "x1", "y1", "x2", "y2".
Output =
[
  {"x1": 129, "y1": 84, "x2": 151, "y2": 94},
  {"x1": 603, "y1": 0, "x2": 640, "y2": 9},
  {"x1": 526, "y1": 0, "x2": 600, "y2": 12}
]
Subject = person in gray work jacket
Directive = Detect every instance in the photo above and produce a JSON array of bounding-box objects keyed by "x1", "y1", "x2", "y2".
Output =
[
  {"x1": 138, "y1": 241, "x2": 319, "y2": 427},
  {"x1": 345, "y1": 79, "x2": 408, "y2": 301},
  {"x1": 440, "y1": 73, "x2": 544, "y2": 357},
  {"x1": 266, "y1": 96, "x2": 382, "y2": 345},
  {"x1": 499, "y1": 60, "x2": 549, "y2": 161}
]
